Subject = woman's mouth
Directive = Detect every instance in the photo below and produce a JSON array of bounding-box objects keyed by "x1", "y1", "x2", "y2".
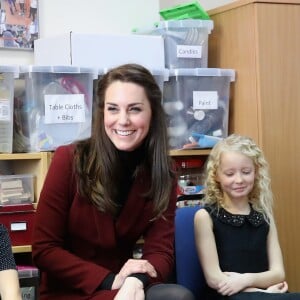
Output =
[{"x1": 114, "y1": 129, "x2": 135, "y2": 136}]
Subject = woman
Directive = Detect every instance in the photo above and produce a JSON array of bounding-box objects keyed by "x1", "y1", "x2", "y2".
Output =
[
  {"x1": 0, "y1": 224, "x2": 22, "y2": 300},
  {"x1": 194, "y1": 134, "x2": 300, "y2": 299},
  {"x1": 32, "y1": 63, "x2": 194, "y2": 300}
]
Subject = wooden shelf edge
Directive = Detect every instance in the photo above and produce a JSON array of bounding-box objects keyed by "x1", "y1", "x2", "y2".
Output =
[
  {"x1": 0, "y1": 152, "x2": 52, "y2": 160},
  {"x1": 169, "y1": 149, "x2": 211, "y2": 156},
  {"x1": 12, "y1": 245, "x2": 32, "y2": 253}
]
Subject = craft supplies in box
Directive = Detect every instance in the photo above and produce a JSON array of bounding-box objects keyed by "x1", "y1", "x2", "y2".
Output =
[
  {"x1": 134, "y1": 19, "x2": 213, "y2": 68},
  {"x1": 0, "y1": 65, "x2": 18, "y2": 153},
  {"x1": 0, "y1": 174, "x2": 34, "y2": 205},
  {"x1": 13, "y1": 65, "x2": 96, "y2": 152},
  {"x1": 176, "y1": 157, "x2": 205, "y2": 196},
  {"x1": 163, "y1": 68, "x2": 235, "y2": 150}
]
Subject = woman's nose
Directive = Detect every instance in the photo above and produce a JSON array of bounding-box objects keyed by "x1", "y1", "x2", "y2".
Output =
[{"x1": 119, "y1": 112, "x2": 130, "y2": 125}]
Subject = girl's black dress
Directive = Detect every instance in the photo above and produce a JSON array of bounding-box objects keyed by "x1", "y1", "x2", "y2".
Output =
[
  {"x1": 203, "y1": 205, "x2": 300, "y2": 300},
  {"x1": 0, "y1": 223, "x2": 17, "y2": 271}
]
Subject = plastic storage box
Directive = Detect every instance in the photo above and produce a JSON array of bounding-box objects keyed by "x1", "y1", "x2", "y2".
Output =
[
  {"x1": 134, "y1": 19, "x2": 213, "y2": 69},
  {"x1": 0, "y1": 65, "x2": 19, "y2": 153},
  {"x1": 0, "y1": 174, "x2": 34, "y2": 205},
  {"x1": 0, "y1": 203, "x2": 35, "y2": 246},
  {"x1": 13, "y1": 65, "x2": 96, "y2": 152},
  {"x1": 149, "y1": 68, "x2": 169, "y2": 93},
  {"x1": 18, "y1": 265, "x2": 39, "y2": 300},
  {"x1": 163, "y1": 68, "x2": 235, "y2": 150}
]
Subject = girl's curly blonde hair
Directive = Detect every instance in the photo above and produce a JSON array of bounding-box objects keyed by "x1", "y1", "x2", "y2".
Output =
[{"x1": 204, "y1": 134, "x2": 274, "y2": 223}]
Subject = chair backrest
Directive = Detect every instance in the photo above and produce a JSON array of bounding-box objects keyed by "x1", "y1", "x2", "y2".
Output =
[{"x1": 175, "y1": 205, "x2": 206, "y2": 299}]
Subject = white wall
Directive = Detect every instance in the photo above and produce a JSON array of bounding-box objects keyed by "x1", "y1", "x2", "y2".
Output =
[
  {"x1": 160, "y1": 0, "x2": 236, "y2": 10},
  {"x1": 0, "y1": 0, "x2": 235, "y2": 65}
]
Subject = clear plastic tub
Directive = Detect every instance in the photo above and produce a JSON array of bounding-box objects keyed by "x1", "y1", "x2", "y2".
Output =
[
  {"x1": 134, "y1": 19, "x2": 214, "y2": 68},
  {"x1": 13, "y1": 65, "x2": 97, "y2": 152},
  {"x1": 163, "y1": 68, "x2": 235, "y2": 150},
  {"x1": 0, "y1": 174, "x2": 34, "y2": 205},
  {"x1": 0, "y1": 65, "x2": 19, "y2": 153}
]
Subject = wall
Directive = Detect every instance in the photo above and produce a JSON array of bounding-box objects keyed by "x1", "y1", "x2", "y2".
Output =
[
  {"x1": 0, "y1": 0, "x2": 235, "y2": 65},
  {"x1": 160, "y1": 0, "x2": 236, "y2": 10},
  {"x1": 0, "y1": 0, "x2": 160, "y2": 65}
]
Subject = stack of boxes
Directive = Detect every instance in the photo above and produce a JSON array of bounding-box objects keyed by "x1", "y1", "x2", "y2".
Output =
[
  {"x1": 135, "y1": 2, "x2": 235, "y2": 150},
  {"x1": 0, "y1": 66, "x2": 39, "y2": 299},
  {"x1": 134, "y1": 1, "x2": 235, "y2": 204},
  {"x1": 0, "y1": 2, "x2": 236, "y2": 295}
]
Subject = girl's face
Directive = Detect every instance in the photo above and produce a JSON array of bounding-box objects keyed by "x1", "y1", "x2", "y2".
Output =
[
  {"x1": 104, "y1": 81, "x2": 152, "y2": 152},
  {"x1": 216, "y1": 151, "x2": 255, "y2": 202}
]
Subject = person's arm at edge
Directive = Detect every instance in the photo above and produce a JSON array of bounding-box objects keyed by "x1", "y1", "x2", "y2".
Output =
[
  {"x1": 0, "y1": 269, "x2": 22, "y2": 300},
  {"x1": 242, "y1": 221, "x2": 286, "y2": 290},
  {"x1": 194, "y1": 208, "x2": 228, "y2": 290}
]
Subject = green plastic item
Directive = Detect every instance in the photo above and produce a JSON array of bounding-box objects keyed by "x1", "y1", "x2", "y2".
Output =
[{"x1": 159, "y1": 1, "x2": 210, "y2": 20}]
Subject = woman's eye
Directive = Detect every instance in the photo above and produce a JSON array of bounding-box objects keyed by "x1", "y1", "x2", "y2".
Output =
[
  {"x1": 107, "y1": 106, "x2": 118, "y2": 112},
  {"x1": 130, "y1": 106, "x2": 142, "y2": 112}
]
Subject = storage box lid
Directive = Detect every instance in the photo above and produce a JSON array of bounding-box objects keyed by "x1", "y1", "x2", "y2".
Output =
[
  {"x1": 0, "y1": 65, "x2": 19, "y2": 78},
  {"x1": 133, "y1": 19, "x2": 214, "y2": 35},
  {"x1": 19, "y1": 65, "x2": 98, "y2": 78},
  {"x1": 159, "y1": 1, "x2": 210, "y2": 20},
  {"x1": 0, "y1": 65, "x2": 19, "y2": 73},
  {"x1": 169, "y1": 68, "x2": 235, "y2": 82},
  {"x1": 149, "y1": 68, "x2": 169, "y2": 81},
  {"x1": 153, "y1": 19, "x2": 213, "y2": 32}
]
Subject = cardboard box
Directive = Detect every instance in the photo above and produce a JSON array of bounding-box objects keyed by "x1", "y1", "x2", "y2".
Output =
[
  {"x1": 0, "y1": 204, "x2": 35, "y2": 246},
  {"x1": 34, "y1": 32, "x2": 165, "y2": 70}
]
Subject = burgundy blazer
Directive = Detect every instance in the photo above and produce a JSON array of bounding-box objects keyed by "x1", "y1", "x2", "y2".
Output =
[{"x1": 32, "y1": 144, "x2": 177, "y2": 300}]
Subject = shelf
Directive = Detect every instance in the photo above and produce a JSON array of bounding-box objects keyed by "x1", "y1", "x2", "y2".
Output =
[
  {"x1": 0, "y1": 152, "x2": 53, "y2": 203},
  {"x1": 0, "y1": 152, "x2": 52, "y2": 160},
  {"x1": 12, "y1": 245, "x2": 32, "y2": 253},
  {"x1": 169, "y1": 149, "x2": 210, "y2": 156}
]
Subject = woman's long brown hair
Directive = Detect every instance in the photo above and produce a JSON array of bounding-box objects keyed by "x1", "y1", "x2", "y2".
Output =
[{"x1": 74, "y1": 64, "x2": 174, "y2": 218}]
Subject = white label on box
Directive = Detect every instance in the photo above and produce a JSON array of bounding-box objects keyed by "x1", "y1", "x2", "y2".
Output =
[
  {"x1": 21, "y1": 287, "x2": 35, "y2": 299},
  {"x1": 193, "y1": 91, "x2": 218, "y2": 110},
  {"x1": 0, "y1": 99, "x2": 10, "y2": 121},
  {"x1": 11, "y1": 222, "x2": 27, "y2": 231},
  {"x1": 44, "y1": 94, "x2": 85, "y2": 124},
  {"x1": 177, "y1": 45, "x2": 202, "y2": 58}
]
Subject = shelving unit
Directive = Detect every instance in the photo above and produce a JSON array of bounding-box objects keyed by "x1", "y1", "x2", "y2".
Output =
[
  {"x1": 12, "y1": 245, "x2": 32, "y2": 253},
  {"x1": 0, "y1": 152, "x2": 53, "y2": 205},
  {"x1": 0, "y1": 152, "x2": 53, "y2": 257},
  {"x1": 169, "y1": 149, "x2": 210, "y2": 157}
]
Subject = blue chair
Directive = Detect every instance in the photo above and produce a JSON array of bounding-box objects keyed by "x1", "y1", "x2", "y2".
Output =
[{"x1": 175, "y1": 205, "x2": 206, "y2": 299}]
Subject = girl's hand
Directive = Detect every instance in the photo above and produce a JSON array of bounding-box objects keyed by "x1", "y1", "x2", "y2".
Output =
[
  {"x1": 112, "y1": 259, "x2": 157, "y2": 290},
  {"x1": 266, "y1": 281, "x2": 288, "y2": 293},
  {"x1": 217, "y1": 272, "x2": 249, "y2": 296},
  {"x1": 114, "y1": 277, "x2": 144, "y2": 300}
]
